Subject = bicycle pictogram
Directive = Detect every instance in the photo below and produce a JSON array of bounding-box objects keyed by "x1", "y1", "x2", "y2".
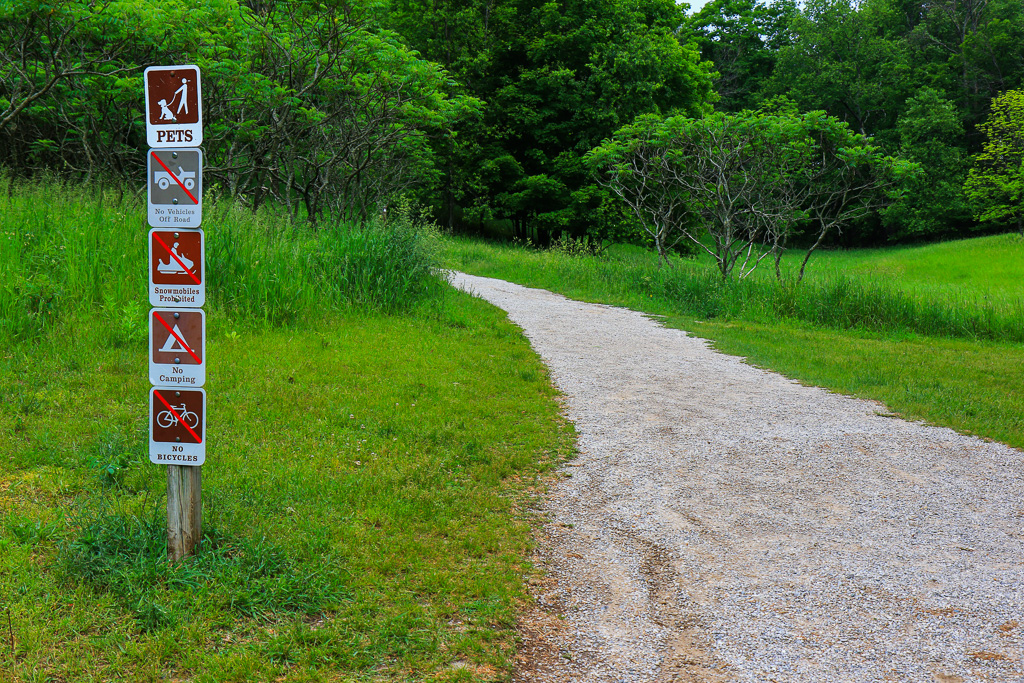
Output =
[{"x1": 156, "y1": 403, "x2": 200, "y2": 429}]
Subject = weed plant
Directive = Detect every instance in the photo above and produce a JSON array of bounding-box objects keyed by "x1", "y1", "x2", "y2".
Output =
[{"x1": 60, "y1": 503, "x2": 345, "y2": 631}]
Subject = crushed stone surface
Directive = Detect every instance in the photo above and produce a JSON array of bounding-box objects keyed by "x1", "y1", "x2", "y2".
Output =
[{"x1": 448, "y1": 271, "x2": 1024, "y2": 683}]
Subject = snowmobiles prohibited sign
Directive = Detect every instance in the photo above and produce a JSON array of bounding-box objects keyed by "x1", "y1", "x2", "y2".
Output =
[{"x1": 149, "y1": 228, "x2": 204, "y2": 307}]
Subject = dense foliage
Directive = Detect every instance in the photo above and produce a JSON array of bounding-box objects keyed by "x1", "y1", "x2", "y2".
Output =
[
  {"x1": 692, "y1": 0, "x2": 1024, "y2": 243},
  {"x1": 964, "y1": 88, "x2": 1024, "y2": 234},
  {"x1": 2, "y1": 0, "x2": 1022, "y2": 244},
  {"x1": 587, "y1": 107, "x2": 916, "y2": 279},
  {"x1": 0, "y1": 0, "x2": 468, "y2": 224}
]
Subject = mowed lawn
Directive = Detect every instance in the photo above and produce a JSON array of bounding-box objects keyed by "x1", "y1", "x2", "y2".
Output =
[
  {"x1": 0, "y1": 291, "x2": 575, "y2": 682},
  {"x1": 445, "y1": 232, "x2": 1024, "y2": 450}
]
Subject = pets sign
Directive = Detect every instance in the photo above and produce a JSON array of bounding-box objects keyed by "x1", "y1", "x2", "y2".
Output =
[{"x1": 144, "y1": 65, "x2": 202, "y2": 148}]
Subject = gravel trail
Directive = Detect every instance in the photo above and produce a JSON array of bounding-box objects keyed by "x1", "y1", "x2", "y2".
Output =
[{"x1": 449, "y1": 272, "x2": 1024, "y2": 683}]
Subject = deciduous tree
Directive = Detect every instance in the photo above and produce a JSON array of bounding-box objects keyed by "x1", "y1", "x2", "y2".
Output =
[
  {"x1": 589, "y1": 108, "x2": 914, "y2": 279},
  {"x1": 964, "y1": 88, "x2": 1024, "y2": 234}
]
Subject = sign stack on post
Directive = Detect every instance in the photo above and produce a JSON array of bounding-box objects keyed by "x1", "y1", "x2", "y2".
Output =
[{"x1": 144, "y1": 65, "x2": 206, "y2": 563}]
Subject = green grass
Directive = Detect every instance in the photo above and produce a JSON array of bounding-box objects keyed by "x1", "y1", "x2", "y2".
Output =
[
  {"x1": 0, "y1": 293, "x2": 575, "y2": 682},
  {"x1": 445, "y1": 234, "x2": 1024, "y2": 450},
  {"x1": 450, "y1": 236, "x2": 1024, "y2": 342},
  {"x1": 0, "y1": 179, "x2": 576, "y2": 682},
  {"x1": 795, "y1": 232, "x2": 1024, "y2": 298},
  {"x1": 0, "y1": 176, "x2": 442, "y2": 343}
]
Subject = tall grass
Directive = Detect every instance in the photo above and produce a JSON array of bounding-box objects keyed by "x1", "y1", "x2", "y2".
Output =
[
  {"x1": 0, "y1": 175, "x2": 443, "y2": 342},
  {"x1": 448, "y1": 237, "x2": 1024, "y2": 343}
]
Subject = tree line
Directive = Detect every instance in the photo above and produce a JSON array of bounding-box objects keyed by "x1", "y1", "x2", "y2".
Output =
[
  {"x1": 689, "y1": 0, "x2": 1023, "y2": 246},
  {"x1": 1, "y1": 0, "x2": 1022, "y2": 251},
  {"x1": 0, "y1": 0, "x2": 470, "y2": 225}
]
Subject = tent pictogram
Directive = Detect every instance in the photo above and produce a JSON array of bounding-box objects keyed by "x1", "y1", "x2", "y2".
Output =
[
  {"x1": 159, "y1": 324, "x2": 191, "y2": 353},
  {"x1": 150, "y1": 309, "x2": 205, "y2": 387}
]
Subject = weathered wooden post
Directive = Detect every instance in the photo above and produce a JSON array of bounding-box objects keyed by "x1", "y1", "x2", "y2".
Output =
[
  {"x1": 167, "y1": 465, "x2": 202, "y2": 562},
  {"x1": 143, "y1": 65, "x2": 207, "y2": 562}
]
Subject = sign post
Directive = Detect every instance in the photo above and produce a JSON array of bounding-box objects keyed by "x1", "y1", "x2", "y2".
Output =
[{"x1": 146, "y1": 65, "x2": 205, "y2": 563}]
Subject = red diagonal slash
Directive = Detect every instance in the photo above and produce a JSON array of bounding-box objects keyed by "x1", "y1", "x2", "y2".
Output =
[
  {"x1": 154, "y1": 390, "x2": 202, "y2": 443},
  {"x1": 152, "y1": 231, "x2": 201, "y2": 285},
  {"x1": 151, "y1": 151, "x2": 199, "y2": 204},
  {"x1": 153, "y1": 312, "x2": 202, "y2": 364}
]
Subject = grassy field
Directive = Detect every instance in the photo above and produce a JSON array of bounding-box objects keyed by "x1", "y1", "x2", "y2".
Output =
[
  {"x1": 0, "y1": 182, "x2": 575, "y2": 682},
  {"x1": 4, "y1": 175, "x2": 1022, "y2": 680},
  {"x1": 445, "y1": 233, "x2": 1024, "y2": 450},
  {"x1": 796, "y1": 233, "x2": 1024, "y2": 299}
]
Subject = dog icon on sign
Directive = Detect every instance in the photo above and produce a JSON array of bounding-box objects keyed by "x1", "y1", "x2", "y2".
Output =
[{"x1": 158, "y1": 99, "x2": 175, "y2": 121}]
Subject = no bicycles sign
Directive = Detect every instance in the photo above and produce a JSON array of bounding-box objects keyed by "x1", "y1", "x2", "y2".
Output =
[{"x1": 150, "y1": 387, "x2": 206, "y2": 465}]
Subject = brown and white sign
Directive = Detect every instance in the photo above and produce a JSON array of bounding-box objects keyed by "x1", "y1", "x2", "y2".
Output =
[
  {"x1": 149, "y1": 228, "x2": 204, "y2": 307},
  {"x1": 148, "y1": 148, "x2": 202, "y2": 228},
  {"x1": 144, "y1": 65, "x2": 203, "y2": 148},
  {"x1": 150, "y1": 308, "x2": 205, "y2": 387},
  {"x1": 150, "y1": 387, "x2": 206, "y2": 465}
]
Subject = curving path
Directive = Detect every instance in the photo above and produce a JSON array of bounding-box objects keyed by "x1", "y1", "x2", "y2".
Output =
[{"x1": 449, "y1": 271, "x2": 1024, "y2": 683}]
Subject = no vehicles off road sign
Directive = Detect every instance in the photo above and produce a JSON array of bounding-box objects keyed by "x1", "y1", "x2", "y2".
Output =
[
  {"x1": 150, "y1": 308, "x2": 205, "y2": 387},
  {"x1": 150, "y1": 387, "x2": 206, "y2": 465},
  {"x1": 148, "y1": 149, "x2": 202, "y2": 228},
  {"x1": 149, "y1": 228, "x2": 204, "y2": 307},
  {"x1": 144, "y1": 65, "x2": 202, "y2": 148}
]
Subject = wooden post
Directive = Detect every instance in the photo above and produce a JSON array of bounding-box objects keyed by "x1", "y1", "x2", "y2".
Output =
[{"x1": 167, "y1": 464, "x2": 202, "y2": 562}]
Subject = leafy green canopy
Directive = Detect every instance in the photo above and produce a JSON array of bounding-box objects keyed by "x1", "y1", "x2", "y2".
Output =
[
  {"x1": 383, "y1": 0, "x2": 717, "y2": 241},
  {"x1": 682, "y1": 0, "x2": 1023, "y2": 244},
  {"x1": 587, "y1": 108, "x2": 916, "y2": 279},
  {"x1": 882, "y1": 87, "x2": 972, "y2": 241},
  {"x1": 489, "y1": 0, "x2": 715, "y2": 242},
  {"x1": 965, "y1": 88, "x2": 1024, "y2": 235},
  {"x1": 687, "y1": 0, "x2": 797, "y2": 113},
  {"x1": 0, "y1": 0, "x2": 472, "y2": 223}
]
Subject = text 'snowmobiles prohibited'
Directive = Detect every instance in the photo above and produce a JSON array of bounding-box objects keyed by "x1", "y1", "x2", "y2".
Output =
[
  {"x1": 150, "y1": 309, "x2": 205, "y2": 387},
  {"x1": 144, "y1": 65, "x2": 202, "y2": 148},
  {"x1": 148, "y1": 149, "x2": 202, "y2": 228},
  {"x1": 150, "y1": 387, "x2": 206, "y2": 465},
  {"x1": 149, "y1": 228, "x2": 204, "y2": 307}
]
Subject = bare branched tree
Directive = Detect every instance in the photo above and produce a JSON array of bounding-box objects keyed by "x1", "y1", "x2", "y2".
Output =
[
  {"x1": 660, "y1": 113, "x2": 808, "y2": 279},
  {"x1": 589, "y1": 110, "x2": 915, "y2": 280},
  {"x1": 588, "y1": 115, "x2": 692, "y2": 266}
]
